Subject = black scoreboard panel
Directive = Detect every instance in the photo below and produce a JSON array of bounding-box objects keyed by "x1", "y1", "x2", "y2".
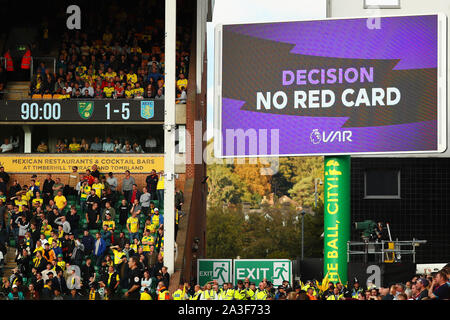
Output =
[{"x1": 0, "y1": 99, "x2": 164, "y2": 122}]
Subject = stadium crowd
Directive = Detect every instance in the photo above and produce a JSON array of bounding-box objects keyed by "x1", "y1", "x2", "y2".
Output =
[
  {"x1": 166, "y1": 266, "x2": 450, "y2": 300},
  {"x1": 0, "y1": 161, "x2": 448, "y2": 300},
  {"x1": 2, "y1": 1, "x2": 190, "y2": 104},
  {"x1": 35, "y1": 135, "x2": 161, "y2": 154},
  {"x1": 0, "y1": 165, "x2": 186, "y2": 300},
  {"x1": 28, "y1": 4, "x2": 190, "y2": 103}
]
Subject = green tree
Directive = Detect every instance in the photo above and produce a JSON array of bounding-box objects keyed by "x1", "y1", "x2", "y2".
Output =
[
  {"x1": 234, "y1": 160, "x2": 272, "y2": 197},
  {"x1": 287, "y1": 157, "x2": 324, "y2": 207},
  {"x1": 241, "y1": 203, "x2": 324, "y2": 260},
  {"x1": 271, "y1": 170, "x2": 292, "y2": 198},
  {"x1": 207, "y1": 164, "x2": 249, "y2": 207},
  {"x1": 206, "y1": 206, "x2": 245, "y2": 259},
  {"x1": 206, "y1": 202, "x2": 324, "y2": 260}
]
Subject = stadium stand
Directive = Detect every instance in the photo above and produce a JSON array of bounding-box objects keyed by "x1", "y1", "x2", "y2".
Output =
[
  {"x1": 0, "y1": 0, "x2": 200, "y2": 301},
  {"x1": 1, "y1": 1, "x2": 190, "y2": 101}
]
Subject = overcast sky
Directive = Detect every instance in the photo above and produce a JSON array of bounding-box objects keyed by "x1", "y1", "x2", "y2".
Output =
[{"x1": 206, "y1": 0, "x2": 327, "y2": 139}]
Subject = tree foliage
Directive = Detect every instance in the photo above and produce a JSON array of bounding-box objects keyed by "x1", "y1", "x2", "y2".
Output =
[
  {"x1": 206, "y1": 206, "x2": 245, "y2": 259},
  {"x1": 206, "y1": 164, "x2": 249, "y2": 207},
  {"x1": 206, "y1": 154, "x2": 325, "y2": 259},
  {"x1": 283, "y1": 157, "x2": 324, "y2": 207},
  {"x1": 234, "y1": 160, "x2": 272, "y2": 197},
  {"x1": 206, "y1": 201, "x2": 325, "y2": 260}
]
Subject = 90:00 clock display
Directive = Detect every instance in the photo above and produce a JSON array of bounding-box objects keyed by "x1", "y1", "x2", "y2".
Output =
[{"x1": 20, "y1": 102, "x2": 61, "y2": 120}]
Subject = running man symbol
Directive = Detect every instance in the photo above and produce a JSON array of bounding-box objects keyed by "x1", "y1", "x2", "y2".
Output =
[
  {"x1": 272, "y1": 262, "x2": 289, "y2": 286},
  {"x1": 213, "y1": 262, "x2": 229, "y2": 285}
]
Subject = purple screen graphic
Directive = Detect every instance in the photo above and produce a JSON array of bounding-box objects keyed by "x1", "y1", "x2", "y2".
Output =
[{"x1": 219, "y1": 15, "x2": 441, "y2": 157}]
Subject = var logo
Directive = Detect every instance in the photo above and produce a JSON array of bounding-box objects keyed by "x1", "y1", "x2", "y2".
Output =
[
  {"x1": 310, "y1": 129, "x2": 352, "y2": 144},
  {"x1": 213, "y1": 262, "x2": 229, "y2": 285}
]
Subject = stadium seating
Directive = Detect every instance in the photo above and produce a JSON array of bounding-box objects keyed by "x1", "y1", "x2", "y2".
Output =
[{"x1": 28, "y1": 2, "x2": 190, "y2": 100}]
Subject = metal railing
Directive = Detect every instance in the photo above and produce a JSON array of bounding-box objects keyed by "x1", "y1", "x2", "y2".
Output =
[
  {"x1": 30, "y1": 56, "x2": 56, "y2": 80},
  {"x1": 347, "y1": 239, "x2": 427, "y2": 263}
]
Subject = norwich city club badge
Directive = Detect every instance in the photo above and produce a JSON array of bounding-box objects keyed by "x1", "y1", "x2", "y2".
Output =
[{"x1": 78, "y1": 101, "x2": 94, "y2": 120}]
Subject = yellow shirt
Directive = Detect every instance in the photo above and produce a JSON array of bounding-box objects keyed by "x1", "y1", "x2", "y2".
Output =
[
  {"x1": 105, "y1": 72, "x2": 117, "y2": 79},
  {"x1": 141, "y1": 235, "x2": 154, "y2": 252},
  {"x1": 103, "y1": 87, "x2": 115, "y2": 98},
  {"x1": 54, "y1": 195, "x2": 67, "y2": 210},
  {"x1": 24, "y1": 190, "x2": 33, "y2": 201},
  {"x1": 140, "y1": 291, "x2": 152, "y2": 300},
  {"x1": 69, "y1": 143, "x2": 81, "y2": 152},
  {"x1": 103, "y1": 220, "x2": 115, "y2": 231},
  {"x1": 133, "y1": 87, "x2": 144, "y2": 96},
  {"x1": 127, "y1": 73, "x2": 138, "y2": 84},
  {"x1": 80, "y1": 185, "x2": 91, "y2": 199},
  {"x1": 41, "y1": 225, "x2": 52, "y2": 238},
  {"x1": 156, "y1": 177, "x2": 164, "y2": 190},
  {"x1": 130, "y1": 47, "x2": 142, "y2": 54},
  {"x1": 130, "y1": 242, "x2": 139, "y2": 252},
  {"x1": 15, "y1": 199, "x2": 28, "y2": 212},
  {"x1": 33, "y1": 246, "x2": 45, "y2": 256},
  {"x1": 112, "y1": 249, "x2": 123, "y2": 265},
  {"x1": 177, "y1": 78, "x2": 188, "y2": 90},
  {"x1": 151, "y1": 214, "x2": 160, "y2": 227},
  {"x1": 92, "y1": 183, "x2": 104, "y2": 198},
  {"x1": 48, "y1": 237, "x2": 61, "y2": 248},
  {"x1": 127, "y1": 216, "x2": 139, "y2": 233},
  {"x1": 148, "y1": 224, "x2": 156, "y2": 234},
  {"x1": 57, "y1": 260, "x2": 66, "y2": 271},
  {"x1": 76, "y1": 66, "x2": 87, "y2": 75},
  {"x1": 125, "y1": 89, "x2": 134, "y2": 98},
  {"x1": 32, "y1": 198, "x2": 43, "y2": 207}
]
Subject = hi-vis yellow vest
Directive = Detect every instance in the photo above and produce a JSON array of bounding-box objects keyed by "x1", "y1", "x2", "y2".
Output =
[
  {"x1": 190, "y1": 290, "x2": 203, "y2": 300},
  {"x1": 203, "y1": 289, "x2": 215, "y2": 300},
  {"x1": 158, "y1": 289, "x2": 169, "y2": 300},
  {"x1": 173, "y1": 289, "x2": 184, "y2": 300},
  {"x1": 223, "y1": 289, "x2": 234, "y2": 300},
  {"x1": 256, "y1": 289, "x2": 268, "y2": 300},
  {"x1": 234, "y1": 288, "x2": 246, "y2": 300},
  {"x1": 327, "y1": 294, "x2": 344, "y2": 300}
]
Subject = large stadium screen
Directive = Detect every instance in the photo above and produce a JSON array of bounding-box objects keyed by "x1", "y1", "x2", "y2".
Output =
[{"x1": 214, "y1": 14, "x2": 447, "y2": 158}]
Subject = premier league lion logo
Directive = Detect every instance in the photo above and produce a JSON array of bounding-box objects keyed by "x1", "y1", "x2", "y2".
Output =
[{"x1": 310, "y1": 129, "x2": 322, "y2": 144}]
